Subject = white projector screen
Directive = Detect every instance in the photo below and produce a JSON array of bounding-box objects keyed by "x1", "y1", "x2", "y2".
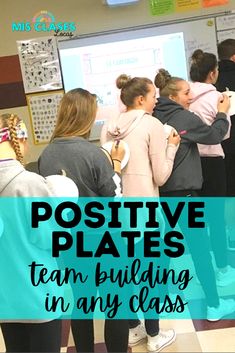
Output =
[
  {"x1": 59, "y1": 31, "x2": 187, "y2": 100},
  {"x1": 59, "y1": 30, "x2": 187, "y2": 139},
  {"x1": 58, "y1": 29, "x2": 188, "y2": 139},
  {"x1": 58, "y1": 18, "x2": 217, "y2": 139}
]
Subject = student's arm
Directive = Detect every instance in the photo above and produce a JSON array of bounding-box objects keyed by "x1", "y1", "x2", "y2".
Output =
[
  {"x1": 17, "y1": 172, "x2": 61, "y2": 250},
  {"x1": 184, "y1": 94, "x2": 230, "y2": 144},
  {"x1": 181, "y1": 110, "x2": 229, "y2": 145},
  {"x1": 95, "y1": 148, "x2": 122, "y2": 197}
]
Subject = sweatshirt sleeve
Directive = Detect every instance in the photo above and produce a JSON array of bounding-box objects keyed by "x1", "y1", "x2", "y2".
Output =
[
  {"x1": 189, "y1": 90, "x2": 231, "y2": 141},
  {"x1": 19, "y1": 174, "x2": 60, "y2": 251},
  {"x1": 202, "y1": 96, "x2": 231, "y2": 141},
  {"x1": 149, "y1": 118, "x2": 178, "y2": 186},
  {"x1": 182, "y1": 110, "x2": 229, "y2": 145}
]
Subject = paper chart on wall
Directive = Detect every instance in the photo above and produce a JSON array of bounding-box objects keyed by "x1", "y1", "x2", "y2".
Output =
[
  {"x1": 216, "y1": 14, "x2": 235, "y2": 31},
  {"x1": 27, "y1": 90, "x2": 64, "y2": 145},
  {"x1": 217, "y1": 29, "x2": 235, "y2": 42},
  {"x1": 17, "y1": 36, "x2": 63, "y2": 94}
]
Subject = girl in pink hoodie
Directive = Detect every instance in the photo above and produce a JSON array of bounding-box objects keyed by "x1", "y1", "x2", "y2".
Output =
[
  {"x1": 101, "y1": 74, "x2": 180, "y2": 197},
  {"x1": 101, "y1": 74, "x2": 180, "y2": 353},
  {"x1": 189, "y1": 49, "x2": 234, "y2": 287}
]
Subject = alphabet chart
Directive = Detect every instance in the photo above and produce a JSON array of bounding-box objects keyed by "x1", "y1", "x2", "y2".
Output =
[
  {"x1": 17, "y1": 36, "x2": 63, "y2": 94},
  {"x1": 27, "y1": 90, "x2": 64, "y2": 144}
]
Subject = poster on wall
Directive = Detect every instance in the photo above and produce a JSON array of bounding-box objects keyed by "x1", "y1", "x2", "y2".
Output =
[
  {"x1": 216, "y1": 14, "x2": 235, "y2": 43},
  {"x1": 26, "y1": 90, "x2": 64, "y2": 145},
  {"x1": 17, "y1": 36, "x2": 63, "y2": 94},
  {"x1": 202, "y1": 0, "x2": 229, "y2": 7},
  {"x1": 176, "y1": 0, "x2": 200, "y2": 12},
  {"x1": 217, "y1": 29, "x2": 235, "y2": 42},
  {"x1": 149, "y1": 0, "x2": 174, "y2": 16},
  {"x1": 150, "y1": 0, "x2": 230, "y2": 15},
  {"x1": 216, "y1": 14, "x2": 235, "y2": 31}
]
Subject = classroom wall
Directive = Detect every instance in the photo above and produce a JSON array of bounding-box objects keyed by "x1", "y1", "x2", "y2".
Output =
[{"x1": 0, "y1": 0, "x2": 234, "y2": 162}]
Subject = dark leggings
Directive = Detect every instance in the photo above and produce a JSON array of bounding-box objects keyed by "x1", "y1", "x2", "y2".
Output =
[
  {"x1": 160, "y1": 189, "x2": 219, "y2": 308},
  {"x1": 129, "y1": 319, "x2": 159, "y2": 337},
  {"x1": 224, "y1": 152, "x2": 235, "y2": 196},
  {"x1": 200, "y1": 156, "x2": 227, "y2": 268},
  {"x1": 1, "y1": 320, "x2": 61, "y2": 352},
  {"x1": 128, "y1": 236, "x2": 160, "y2": 338},
  {"x1": 71, "y1": 319, "x2": 128, "y2": 352}
]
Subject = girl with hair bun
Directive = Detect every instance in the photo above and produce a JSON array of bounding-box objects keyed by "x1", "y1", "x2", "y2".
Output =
[
  {"x1": 153, "y1": 68, "x2": 235, "y2": 322},
  {"x1": 189, "y1": 49, "x2": 234, "y2": 287},
  {"x1": 189, "y1": 49, "x2": 229, "y2": 171},
  {"x1": 101, "y1": 73, "x2": 180, "y2": 353},
  {"x1": 153, "y1": 67, "x2": 230, "y2": 195},
  {"x1": 102, "y1": 74, "x2": 180, "y2": 197}
]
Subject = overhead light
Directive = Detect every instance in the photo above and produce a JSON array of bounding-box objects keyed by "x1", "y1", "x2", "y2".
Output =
[{"x1": 103, "y1": 0, "x2": 139, "y2": 6}]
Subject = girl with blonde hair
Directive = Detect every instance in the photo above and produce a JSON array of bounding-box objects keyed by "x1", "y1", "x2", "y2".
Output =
[
  {"x1": 40, "y1": 88, "x2": 124, "y2": 196},
  {"x1": 0, "y1": 113, "x2": 62, "y2": 352},
  {"x1": 39, "y1": 88, "x2": 128, "y2": 352}
]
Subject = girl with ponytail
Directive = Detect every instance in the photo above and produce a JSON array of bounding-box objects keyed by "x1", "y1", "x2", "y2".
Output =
[{"x1": 189, "y1": 50, "x2": 234, "y2": 287}]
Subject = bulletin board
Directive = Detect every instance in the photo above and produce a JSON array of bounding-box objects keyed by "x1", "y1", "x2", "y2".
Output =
[
  {"x1": 26, "y1": 90, "x2": 64, "y2": 145},
  {"x1": 17, "y1": 36, "x2": 63, "y2": 94}
]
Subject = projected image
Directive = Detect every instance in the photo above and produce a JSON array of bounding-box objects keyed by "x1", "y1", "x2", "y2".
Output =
[
  {"x1": 80, "y1": 45, "x2": 163, "y2": 106},
  {"x1": 59, "y1": 32, "x2": 187, "y2": 139},
  {"x1": 60, "y1": 32, "x2": 187, "y2": 102}
]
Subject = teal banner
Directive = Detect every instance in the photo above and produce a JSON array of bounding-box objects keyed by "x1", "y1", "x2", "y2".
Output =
[{"x1": 0, "y1": 197, "x2": 234, "y2": 319}]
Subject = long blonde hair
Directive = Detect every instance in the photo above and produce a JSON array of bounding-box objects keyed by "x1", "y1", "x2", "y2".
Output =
[
  {"x1": 0, "y1": 113, "x2": 24, "y2": 164},
  {"x1": 51, "y1": 88, "x2": 97, "y2": 140}
]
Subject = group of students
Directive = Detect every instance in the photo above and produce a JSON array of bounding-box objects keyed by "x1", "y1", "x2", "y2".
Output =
[{"x1": 0, "y1": 38, "x2": 235, "y2": 353}]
